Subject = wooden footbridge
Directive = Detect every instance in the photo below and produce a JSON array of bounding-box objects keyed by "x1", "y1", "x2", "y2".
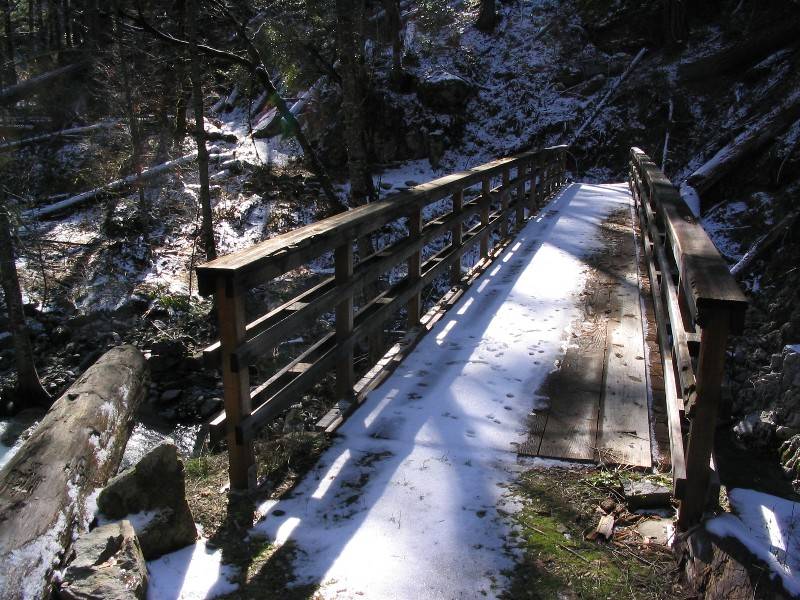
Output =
[{"x1": 196, "y1": 145, "x2": 746, "y2": 544}]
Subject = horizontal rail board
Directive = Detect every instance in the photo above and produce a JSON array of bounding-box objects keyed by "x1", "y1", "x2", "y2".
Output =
[
  {"x1": 630, "y1": 148, "x2": 746, "y2": 331},
  {"x1": 197, "y1": 146, "x2": 566, "y2": 295},
  {"x1": 235, "y1": 198, "x2": 525, "y2": 440},
  {"x1": 634, "y1": 185, "x2": 687, "y2": 496}
]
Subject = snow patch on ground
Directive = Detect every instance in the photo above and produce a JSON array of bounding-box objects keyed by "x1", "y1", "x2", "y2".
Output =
[
  {"x1": 249, "y1": 183, "x2": 630, "y2": 598},
  {"x1": 706, "y1": 488, "x2": 800, "y2": 597},
  {"x1": 701, "y1": 199, "x2": 748, "y2": 262},
  {"x1": 147, "y1": 537, "x2": 239, "y2": 600}
]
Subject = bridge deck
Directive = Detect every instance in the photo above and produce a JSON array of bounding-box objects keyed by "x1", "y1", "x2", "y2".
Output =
[{"x1": 253, "y1": 183, "x2": 655, "y2": 597}]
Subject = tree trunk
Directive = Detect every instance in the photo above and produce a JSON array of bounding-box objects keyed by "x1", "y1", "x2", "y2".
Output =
[
  {"x1": 730, "y1": 211, "x2": 799, "y2": 277},
  {"x1": 188, "y1": 0, "x2": 215, "y2": 261},
  {"x1": 380, "y1": 0, "x2": 403, "y2": 83},
  {"x1": 173, "y1": 0, "x2": 188, "y2": 145},
  {"x1": 475, "y1": 0, "x2": 496, "y2": 32},
  {"x1": 25, "y1": 149, "x2": 230, "y2": 219},
  {"x1": 336, "y1": 0, "x2": 376, "y2": 206},
  {"x1": 1, "y1": 0, "x2": 18, "y2": 85},
  {"x1": 0, "y1": 200, "x2": 50, "y2": 410},
  {"x1": 0, "y1": 345, "x2": 148, "y2": 600},
  {"x1": 662, "y1": 0, "x2": 687, "y2": 45},
  {"x1": 0, "y1": 62, "x2": 84, "y2": 106}
]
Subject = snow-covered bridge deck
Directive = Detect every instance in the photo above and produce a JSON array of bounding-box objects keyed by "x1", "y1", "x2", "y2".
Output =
[{"x1": 250, "y1": 182, "x2": 655, "y2": 597}]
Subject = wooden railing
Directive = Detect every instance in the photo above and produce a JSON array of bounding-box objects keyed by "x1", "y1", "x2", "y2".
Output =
[
  {"x1": 197, "y1": 146, "x2": 568, "y2": 489},
  {"x1": 629, "y1": 147, "x2": 747, "y2": 529}
]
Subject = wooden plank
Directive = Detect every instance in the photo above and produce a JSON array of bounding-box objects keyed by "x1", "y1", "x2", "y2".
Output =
[
  {"x1": 515, "y1": 164, "x2": 526, "y2": 227},
  {"x1": 597, "y1": 220, "x2": 652, "y2": 467},
  {"x1": 536, "y1": 283, "x2": 610, "y2": 462},
  {"x1": 640, "y1": 193, "x2": 697, "y2": 407},
  {"x1": 233, "y1": 202, "x2": 482, "y2": 366},
  {"x1": 408, "y1": 207, "x2": 423, "y2": 327},
  {"x1": 678, "y1": 309, "x2": 730, "y2": 528},
  {"x1": 214, "y1": 277, "x2": 255, "y2": 489},
  {"x1": 450, "y1": 189, "x2": 464, "y2": 285},
  {"x1": 203, "y1": 278, "x2": 331, "y2": 366},
  {"x1": 480, "y1": 177, "x2": 490, "y2": 258},
  {"x1": 630, "y1": 148, "x2": 746, "y2": 331},
  {"x1": 635, "y1": 199, "x2": 687, "y2": 495},
  {"x1": 335, "y1": 243, "x2": 354, "y2": 400},
  {"x1": 240, "y1": 200, "x2": 531, "y2": 440},
  {"x1": 501, "y1": 167, "x2": 511, "y2": 238}
]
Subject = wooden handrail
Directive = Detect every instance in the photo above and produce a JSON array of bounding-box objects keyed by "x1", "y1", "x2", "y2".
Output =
[
  {"x1": 197, "y1": 146, "x2": 568, "y2": 489},
  {"x1": 629, "y1": 147, "x2": 747, "y2": 529}
]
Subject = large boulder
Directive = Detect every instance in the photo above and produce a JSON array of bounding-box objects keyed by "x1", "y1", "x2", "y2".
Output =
[
  {"x1": 417, "y1": 70, "x2": 473, "y2": 112},
  {"x1": 58, "y1": 520, "x2": 148, "y2": 600},
  {"x1": 97, "y1": 441, "x2": 196, "y2": 559}
]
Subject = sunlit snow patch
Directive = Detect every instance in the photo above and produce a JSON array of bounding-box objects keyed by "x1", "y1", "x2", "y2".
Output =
[
  {"x1": 147, "y1": 537, "x2": 239, "y2": 600},
  {"x1": 706, "y1": 488, "x2": 800, "y2": 596}
]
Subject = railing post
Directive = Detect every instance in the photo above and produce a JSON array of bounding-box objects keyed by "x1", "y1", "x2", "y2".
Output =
[
  {"x1": 215, "y1": 275, "x2": 255, "y2": 490},
  {"x1": 407, "y1": 207, "x2": 422, "y2": 327},
  {"x1": 678, "y1": 308, "x2": 730, "y2": 529},
  {"x1": 335, "y1": 243, "x2": 354, "y2": 400},
  {"x1": 450, "y1": 189, "x2": 463, "y2": 286},
  {"x1": 528, "y1": 164, "x2": 538, "y2": 214},
  {"x1": 515, "y1": 163, "x2": 526, "y2": 227},
  {"x1": 480, "y1": 177, "x2": 490, "y2": 258},
  {"x1": 500, "y1": 167, "x2": 511, "y2": 237}
]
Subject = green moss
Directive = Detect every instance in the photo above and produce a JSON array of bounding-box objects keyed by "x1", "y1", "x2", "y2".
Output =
[{"x1": 504, "y1": 469, "x2": 677, "y2": 599}]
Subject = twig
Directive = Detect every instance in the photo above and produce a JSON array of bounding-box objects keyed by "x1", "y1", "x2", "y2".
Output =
[{"x1": 559, "y1": 543, "x2": 591, "y2": 563}]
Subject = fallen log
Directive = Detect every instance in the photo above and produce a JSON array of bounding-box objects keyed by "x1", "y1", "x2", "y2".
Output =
[
  {"x1": 0, "y1": 63, "x2": 86, "y2": 107},
  {"x1": 730, "y1": 211, "x2": 799, "y2": 277},
  {"x1": 570, "y1": 47, "x2": 646, "y2": 144},
  {"x1": 23, "y1": 150, "x2": 233, "y2": 220},
  {"x1": 686, "y1": 94, "x2": 800, "y2": 197},
  {"x1": 0, "y1": 121, "x2": 118, "y2": 153},
  {"x1": 0, "y1": 345, "x2": 148, "y2": 600}
]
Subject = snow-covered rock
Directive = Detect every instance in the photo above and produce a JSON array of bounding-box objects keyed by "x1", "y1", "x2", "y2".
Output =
[{"x1": 417, "y1": 70, "x2": 473, "y2": 112}]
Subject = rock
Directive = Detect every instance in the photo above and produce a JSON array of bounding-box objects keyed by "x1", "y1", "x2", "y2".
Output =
[
  {"x1": 781, "y1": 348, "x2": 800, "y2": 391},
  {"x1": 636, "y1": 517, "x2": 672, "y2": 546},
  {"x1": 51, "y1": 325, "x2": 72, "y2": 344},
  {"x1": 58, "y1": 520, "x2": 147, "y2": 600},
  {"x1": 776, "y1": 426, "x2": 799, "y2": 441},
  {"x1": 599, "y1": 498, "x2": 617, "y2": 513},
  {"x1": 770, "y1": 353, "x2": 784, "y2": 373},
  {"x1": 159, "y1": 388, "x2": 182, "y2": 404},
  {"x1": 282, "y1": 403, "x2": 305, "y2": 434},
  {"x1": 733, "y1": 410, "x2": 778, "y2": 448},
  {"x1": 622, "y1": 478, "x2": 671, "y2": 509},
  {"x1": 199, "y1": 396, "x2": 223, "y2": 418},
  {"x1": 753, "y1": 373, "x2": 781, "y2": 406},
  {"x1": 417, "y1": 70, "x2": 473, "y2": 112},
  {"x1": 97, "y1": 441, "x2": 196, "y2": 559}
]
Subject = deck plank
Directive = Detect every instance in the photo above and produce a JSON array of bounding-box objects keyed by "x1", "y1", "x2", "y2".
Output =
[
  {"x1": 535, "y1": 284, "x2": 610, "y2": 461},
  {"x1": 596, "y1": 208, "x2": 652, "y2": 468}
]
